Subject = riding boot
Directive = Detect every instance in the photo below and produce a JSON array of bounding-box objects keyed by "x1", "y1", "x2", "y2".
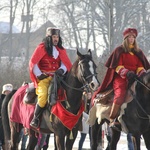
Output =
[
  {"x1": 109, "y1": 103, "x2": 121, "y2": 131},
  {"x1": 30, "y1": 104, "x2": 44, "y2": 129},
  {"x1": 49, "y1": 74, "x2": 58, "y2": 106}
]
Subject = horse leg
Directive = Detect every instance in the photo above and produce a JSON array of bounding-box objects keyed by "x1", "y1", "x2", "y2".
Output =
[
  {"x1": 142, "y1": 131, "x2": 150, "y2": 150},
  {"x1": 26, "y1": 129, "x2": 38, "y2": 150},
  {"x1": 110, "y1": 129, "x2": 121, "y2": 150},
  {"x1": 55, "y1": 134, "x2": 65, "y2": 150},
  {"x1": 132, "y1": 134, "x2": 141, "y2": 150},
  {"x1": 66, "y1": 130, "x2": 78, "y2": 150},
  {"x1": 10, "y1": 123, "x2": 22, "y2": 150},
  {"x1": 90, "y1": 120, "x2": 102, "y2": 150}
]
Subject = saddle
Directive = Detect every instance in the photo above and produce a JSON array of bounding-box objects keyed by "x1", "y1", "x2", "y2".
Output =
[
  {"x1": 94, "y1": 88, "x2": 114, "y2": 105},
  {"x1": 23, "y1": 81, "x2": 66, "y2": 105}
]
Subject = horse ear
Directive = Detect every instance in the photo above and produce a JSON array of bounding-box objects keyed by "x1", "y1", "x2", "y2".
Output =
[
  {"x1": 87, "y1": 49, "x2": 92, "y2": 58},
  {"x1": 77, "y1": 48, "x2": 83, "y2": 58}
]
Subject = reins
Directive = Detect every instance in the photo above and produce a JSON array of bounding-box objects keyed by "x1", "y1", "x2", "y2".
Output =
[{"x1": 57, "y1": 75, "x2": 87, "y2": 91}]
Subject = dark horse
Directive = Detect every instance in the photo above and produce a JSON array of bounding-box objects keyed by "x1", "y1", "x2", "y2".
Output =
[
  {"x1": 2, "y1": 49, "x2": 99, "y2": 150},
  {"x1": 90, "y1": 70, "x2": 150, "y2": 150}
]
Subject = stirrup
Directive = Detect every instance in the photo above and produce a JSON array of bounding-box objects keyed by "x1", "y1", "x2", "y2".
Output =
[{"x1": 109, "y1": 121, "x2": 121, "y2": 132}]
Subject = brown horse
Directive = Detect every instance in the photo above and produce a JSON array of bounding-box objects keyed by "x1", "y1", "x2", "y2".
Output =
[{"x1": 2, "y1": 49, "x2": 99, "y2": 150}]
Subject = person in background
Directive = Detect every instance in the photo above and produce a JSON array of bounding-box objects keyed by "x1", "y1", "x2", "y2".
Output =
[
  {"x1": 18, "y1": 128, "x2": 28, "y2": 150},
  {"x1": 0, "y1": 84, "x2": 13, "y2": 150},
  {"x1": 127, "y1": 133, "x2": 134, "y2": 150},
  {"x1": 29, "y1": 27, "x2": 72, "y2": 129},
  {"x1": 92, "y1": 27, "x2": 150, "y2": 131},
  {"x1": 78, "y1": 92, "x2": 92, "y2": 150}
]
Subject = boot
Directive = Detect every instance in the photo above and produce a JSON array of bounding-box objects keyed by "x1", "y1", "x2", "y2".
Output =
[
  {"x1": 49, "y1": 74, "x2": 58, "y2": 106},
  {"x1": 30, "y1": 104, "x2": 44, "y2": 129},
  {"x1": 109, "y1": 103, "x2": 121, "y2": 131}
]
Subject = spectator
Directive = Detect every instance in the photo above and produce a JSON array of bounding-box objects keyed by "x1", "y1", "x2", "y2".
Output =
[
  {"x1": 127, "y1": 133, "x2": 134, "y2": 150},
  {"x1": 0, "y1": 84, "x2": 13, "y2": 150},
  {"x1": 78, "y1": 92, "x2": 92, "y2": 150},
  {"x1": 18, "y1": 128, "x2": 28, "y2": 150}
]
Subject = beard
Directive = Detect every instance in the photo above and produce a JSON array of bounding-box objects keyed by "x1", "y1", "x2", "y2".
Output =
[{"x1": 53, "y1": 40, "x2": 58, "y2": 46}]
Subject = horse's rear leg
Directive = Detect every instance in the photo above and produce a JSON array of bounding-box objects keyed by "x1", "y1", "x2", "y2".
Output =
[{"x1": 26, "y1": 129, "x2": 37, "y2": 150}]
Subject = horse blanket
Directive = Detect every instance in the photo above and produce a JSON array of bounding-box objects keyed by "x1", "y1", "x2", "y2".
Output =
[{"x1": 10, "y1": 84, "x2": 35, "y2": 129}]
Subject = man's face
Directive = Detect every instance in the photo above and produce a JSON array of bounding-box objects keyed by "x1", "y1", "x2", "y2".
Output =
[{"x1": 52, "y1": 35, "x2": 59, "y2": 46}]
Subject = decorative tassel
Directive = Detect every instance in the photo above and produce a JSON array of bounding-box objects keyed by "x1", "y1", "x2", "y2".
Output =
[
  {"x1": 69, "y1": 130, "x2": 73, "y2": 139},
  {"x1": 50, "y1": 114, "x2": 52, "y2": 122}
]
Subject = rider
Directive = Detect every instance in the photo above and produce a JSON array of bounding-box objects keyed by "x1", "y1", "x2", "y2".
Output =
[
  {"x1": 29, "y1": 27, "x2": 72, "y2": 129},
  {"x1": 92, "y1": 28, "x2": 150, "y2": 131}
]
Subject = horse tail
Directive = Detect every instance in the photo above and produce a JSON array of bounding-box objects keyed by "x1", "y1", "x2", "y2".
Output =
[{"x1": 1, "y1": 89, "x2": 17, "y2": 140}]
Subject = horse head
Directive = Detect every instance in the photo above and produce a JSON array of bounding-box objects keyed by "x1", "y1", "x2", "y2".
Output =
[{"x1": 75, "y1": 48, "x2": 99, "y2": 92}]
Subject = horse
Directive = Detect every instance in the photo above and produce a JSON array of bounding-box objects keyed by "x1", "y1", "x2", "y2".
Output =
[
  {"x1": 2, "y1": 49, "x2": 99, "y2": 150},
  {"x1": 88, "y1": 70, "x2": 150, "y2": 150}
]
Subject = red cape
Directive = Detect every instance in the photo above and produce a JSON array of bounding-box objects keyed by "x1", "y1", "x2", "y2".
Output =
[
  {"x1": 29, "y1": 43, "x2": 72, "y2": 87},
  {"x1": 92, "y1": 46, "x2": 150, "y2": 101}
]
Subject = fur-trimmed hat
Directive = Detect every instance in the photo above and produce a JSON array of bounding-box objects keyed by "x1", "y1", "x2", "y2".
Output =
[
  {"x1": 2, "y1": 84, "x2": 13, "y2": 94},
  {"x1": 46, "y1": 27, "x2": 60, "y2": 36},
  {"x1": 123, "y1": 28, "x2": 138, "y2": 40}
]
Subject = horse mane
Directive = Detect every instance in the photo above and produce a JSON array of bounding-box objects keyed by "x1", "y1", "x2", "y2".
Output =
[{"x1": 71, "y1": 57, "x2": 80, "y2": 76}]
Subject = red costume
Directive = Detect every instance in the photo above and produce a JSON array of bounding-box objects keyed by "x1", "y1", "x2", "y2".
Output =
[
  {"x1": 92, "y1": 45, "x2": 150, "y2": 105},
  {"x1": 29, "y1": 43, "x2": 72, "y2": 87}
]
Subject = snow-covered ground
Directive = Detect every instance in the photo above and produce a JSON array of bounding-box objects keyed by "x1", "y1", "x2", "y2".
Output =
[
  {"x1": 19, "y1": 131, "x2": 147, "y2": 150},
  {"x1": 46, "y1": 132, "x2": 147, "y2": 150}
]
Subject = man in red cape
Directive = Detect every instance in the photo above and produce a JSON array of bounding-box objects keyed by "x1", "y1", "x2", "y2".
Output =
[
  {"x1": 29, "y1": 27, "x2": 72, "y2": 129},
  {"x1": 92, "y1": 28, "x2": 150, "y2": 131}
]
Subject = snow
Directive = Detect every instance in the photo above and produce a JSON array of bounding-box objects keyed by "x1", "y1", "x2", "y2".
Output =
[{"x1": 19, "y1": 132, "x2": 147, "y2": 150}]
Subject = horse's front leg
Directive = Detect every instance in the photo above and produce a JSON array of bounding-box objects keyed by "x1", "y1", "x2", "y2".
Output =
[
  {"x1": 132, "y1": 134, "x2": 141, "y2": 150},
  {"x1": 143, "y1": 130, "x2": 150, "y2": 150},
  {"x1": 110, "y1": 129, "x2": 121, "y2": 150},
  {"x1": 26, "y1": 129, "x2": 38, "y2": 150},
  {"x1": 55, "y1": 134, "x2": 65, "y2": 150},
  {"x1": 10, "y1": 123, "x2": 21, "y2": 150},
  {"x1": 66, "y1": 130, "x2": 78, "y2": 150}
]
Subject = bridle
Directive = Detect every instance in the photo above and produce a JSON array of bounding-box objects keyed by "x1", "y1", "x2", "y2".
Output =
[
  {"x1": 58, "y1": 59, "x2": 98, "y2": 92},
  {"x1": 76, "y1": 59, "x2": 98, "y2": 91}
]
